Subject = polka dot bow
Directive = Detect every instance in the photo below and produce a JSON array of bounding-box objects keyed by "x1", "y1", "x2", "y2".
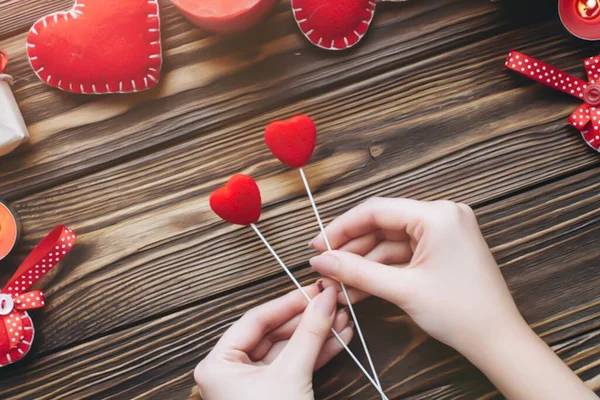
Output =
[
  {"x1": 0, "y1": 226, "x2": 76, "y2": 367},
  {"x1": 506, "y1": 50, "x2": 600, "y2": 152}
]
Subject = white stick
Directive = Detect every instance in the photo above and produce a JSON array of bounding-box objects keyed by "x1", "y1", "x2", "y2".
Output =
[
  {"x1": 250, "y1": 223, "x2": 389, "y2": 400},
  {"x1": 299, "y1": 168, "x2": 384, "y2": 395}
]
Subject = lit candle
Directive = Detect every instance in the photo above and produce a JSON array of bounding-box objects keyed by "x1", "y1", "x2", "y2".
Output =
[
  {"x1": 560, "y1": 0, "x2": 600, "y2": 40},
  {"x1": 0, "y1": 201, "x2": 19, "y2": 261}
]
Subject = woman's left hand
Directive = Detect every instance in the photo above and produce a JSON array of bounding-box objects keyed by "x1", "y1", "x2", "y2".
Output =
[{"x1": 194, "y1": 284, "x2": 354, "y2": 400}]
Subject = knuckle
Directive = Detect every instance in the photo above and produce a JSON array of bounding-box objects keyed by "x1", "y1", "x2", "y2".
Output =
[{"x1": 194, "y1": 360, "x2": 214, "y2": 388}]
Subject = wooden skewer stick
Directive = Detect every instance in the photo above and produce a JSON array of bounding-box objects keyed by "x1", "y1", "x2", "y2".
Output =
[
  {"x1": 250, "y1": 223, "x2": 389, "y2": 400},
  {"x1": 299, "y1": 167, "x2": 384, "y2": 396}
]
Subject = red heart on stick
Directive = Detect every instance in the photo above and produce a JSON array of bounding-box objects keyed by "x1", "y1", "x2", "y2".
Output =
[
  {"x1": 26, "y1": 0, "x2": 162, "y2": 94},
  {"x1": 265, "y1": 115, "x2": 317, "y2": 168},
  {"x1": 210, "y1": 175, "x2": 262, "y2": 226},
  {"x1": 291, "y1": 0, "x2": 376, "y2": 50}
]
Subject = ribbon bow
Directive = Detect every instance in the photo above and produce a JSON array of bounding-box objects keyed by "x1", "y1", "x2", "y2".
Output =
[
  {"x1": 505, "y1": 50, "x2": 600, "y2": 152},
  {"x1": 0, "y1": 226, "x2": 76, "y2": 367}
]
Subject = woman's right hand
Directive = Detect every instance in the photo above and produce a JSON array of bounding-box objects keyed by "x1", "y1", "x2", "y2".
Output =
[
  {"x1": 309, "y1": 198, "x2": 521, "y2": 355},
  {"x1": 309, "y1": 198, "x2": 596, "y2": 400}
]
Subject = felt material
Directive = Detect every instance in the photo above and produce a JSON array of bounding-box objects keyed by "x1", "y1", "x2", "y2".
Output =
[
  {"x1": 0, "y1": 50, "x2": 6, "y2": 74},
  {"x1": 265, "y1": 115, "x2": 317, "y2": 168},
  {"x1": 26, "y1": 0, "x2": 162, "y2": 95},
  {"x1": 506, "y1": 51, "x2": 600, "y2": 152},
  {"x1": 0, "y1": 226, "x2": 76, "y2": 367},
  {"x1": 291, "y1": 0, "x2": 375, "y2": 50},
  {"x1": 171, "y1": 0, "x2": 278, "y2": 33},
  {"x1": 210, "y1": 175, "x2": 262, "y2": 226}
]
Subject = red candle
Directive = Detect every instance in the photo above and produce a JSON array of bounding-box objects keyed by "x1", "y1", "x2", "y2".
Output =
[
  {"x1": 0, "y1": 201, "x2": 19, "y2": 261},
  {"x1": 560, "y1": 0, "x2": 600, "y2": 40}
]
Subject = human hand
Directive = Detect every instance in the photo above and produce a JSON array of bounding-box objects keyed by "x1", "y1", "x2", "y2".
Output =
[
  {"x1": 309, "y1": 198, "x2": 523, "y2": 356},
  {"x1": 194, "y1": 285, "x2": 353, "y2": 400}
]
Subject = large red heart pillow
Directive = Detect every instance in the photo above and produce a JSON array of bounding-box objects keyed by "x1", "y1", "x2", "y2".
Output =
[
  {"x1": 265, "y1": 115, "x2": 317, "y2": 168},
  {"x1": 26, "y1": 0, "x2": 163, "y2": 94},
  {"x1": 291, "y1": 0, "x2": 376, "y2": 50},
  {"x1": 210, "y1": 174, "x2": 262, "y2": 226}
]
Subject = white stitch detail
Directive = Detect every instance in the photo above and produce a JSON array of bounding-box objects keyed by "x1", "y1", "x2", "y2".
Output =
[
  {"x1": 92, "y1": 84, "x2": 97, "y2": 93},
  {"x1": 80, "y1": 84, "x2": 85, "y2": 93},
  {"x1": 27, "y1": 43, "x2": 35, "y2": 48},
  {"x1": 36, "y1": 67, "x2": 45, "y2": 73},
  {"x1": 144, "y1": 77, "x2": 148, "y2": 88},
  {"x1": 46, "y1": 75, "x2": 52, "y2": 83},
  {"x1": 131, "y1": 80, "x2": 136, "y2": 91},
  {"x1": 31, "y1": 26, "x2": 38, "y2": 35},
  {"x1": 119, "y1": 81, "x2": 123, "y2": 92},
  {"x1": 58, "y1": 80, "x2": 62, "y2": 88},
  {"x1": 106, "y1": 83, "x2": 111, "y2": 93},
  {"x1": 149, "y1": 67, "x2": 157, "y2": 72},
  {"x1": 147, "y1": 74, "x2": 157, "y2": 83},
  {"x1": 150, "y1": 41, "x2": 159, "y2": 45},
  {"x1": 344, "y1": 37, "x2": 349, "y2": 47},
  {"x1": 42, "y1": 18, "x2": 47, "y2": 28},
  {"x1": 69, "y1": 83, "x2": 73, "y2": 91},
  {"x1": 297, "y1": 18, "x2": 307, "y2": 23},
  {"x1": 306, "y1": 29, "x2": 314, "y2": 35},
  {"x1": 30, "y1": 56, "x2": 38, "y2": 61},
  {"x1": 149, "y1": 54, "x2": 160, "y2": 59}
]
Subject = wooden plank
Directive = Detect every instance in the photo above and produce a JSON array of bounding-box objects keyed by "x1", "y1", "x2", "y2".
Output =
[
  {"x1": 0, "y1": 167, "x2": 597, "y2": 399},
  {"x1": 0, "y1": 0, "x2": 579, "y2": 199}
]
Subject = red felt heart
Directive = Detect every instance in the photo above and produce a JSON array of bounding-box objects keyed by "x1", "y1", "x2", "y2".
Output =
[
  {"x1": 26, "y1": 0, "x2": 162, "y2": 94},
  {"x1": 291, "y1": 0, "x2": 376, "y2": 50},
  {"x1": 265, "y1": 115, "x2": 317, "y2": 168},
  {"x1": 210, "y1": 174, "x2": 262, "y2": 226}
]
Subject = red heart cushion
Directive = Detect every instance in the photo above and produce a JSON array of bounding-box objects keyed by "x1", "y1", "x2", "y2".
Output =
[
  {"x1": 291, "y1": 0, "x2": 376, "y2": 50},
  {"x1": 265, "y1": 115, "x2": 317, "y2": 168},
  {"x1": 210, "y1": 174, "x2": 262, "y2": 226},
  {"x1": 26, "y1": 0, "x2": 162, "y2": 94}
]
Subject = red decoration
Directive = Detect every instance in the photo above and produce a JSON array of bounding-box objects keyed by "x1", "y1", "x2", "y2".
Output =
[
  {"x1": 0, "y1": 50, "x2": 7, "y2": 74},
  {"x1": 171, "y1": 0, "x2": 278, "y2": 33},
  {"x1": 0, "y1": 226, "x2": 76, "y2": 367},
  {"x1": 265, "y1": 115, "x2": 317, "y2": 168},
  {"x1": 291, "y1": 0, "x2": 376, "y2": 50},
  {"x1": 210, "y1": 175, "x2": 262, "y2": 226},
  {"x1": 26, "y1": 0, "x2": 162, "y2": 95},
  {"x1": 560, "y1": 0, "x2": 600, "y2": 40},
  {"x1": 506, "y1": 50, "x2": 600, "y2": 152}
]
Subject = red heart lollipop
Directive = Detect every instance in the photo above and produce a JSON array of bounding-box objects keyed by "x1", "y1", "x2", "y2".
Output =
[
  {"x1": 291, "y1": 0, "x2": 376, "y2": 50},
  {"x1": 210, "y1": 174, "x2": 262, "y2": 225},
  {"x1": 265, "y1": 115, "x2": 317, "y2": 168}
]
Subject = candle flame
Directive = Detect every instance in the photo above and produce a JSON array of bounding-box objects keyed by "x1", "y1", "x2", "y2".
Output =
[{"x1": 578, "y1": 0, "x2": 600, "y2": 18}]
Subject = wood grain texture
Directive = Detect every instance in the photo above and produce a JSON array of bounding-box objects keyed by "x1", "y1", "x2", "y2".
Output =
[
  {"x1": 0, "y1": 0, "x2": 598, "y2": 398},
  {"x1": 0, "y1": 167, "x2": 598, "y2": 399}
]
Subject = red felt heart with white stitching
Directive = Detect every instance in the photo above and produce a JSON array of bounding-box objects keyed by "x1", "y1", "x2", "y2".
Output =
[
  {"x1": 210, "y1": 175, "x2": 262, "y2": 226},
  {"x1": 26, "y1": 0, "x2": 162, "y2": 94},
  {"x1": 291, "y1": 0, "x2": 376, "y2": 50},
  {"x1": 265, "y1": 115, "x2": 317, "y2": 168}
]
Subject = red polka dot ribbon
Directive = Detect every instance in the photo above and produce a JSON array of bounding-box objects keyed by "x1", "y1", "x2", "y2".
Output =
[
  {"x1": 506, "y1": 50, "x2": 600, "y2": 152},
  {"x1": 0, "y1": 226, "x2": 76, "y2": 367}
]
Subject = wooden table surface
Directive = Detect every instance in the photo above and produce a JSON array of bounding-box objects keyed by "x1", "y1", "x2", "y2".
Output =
[{"x1": 0, "y1": 0, "x2": 599, "y2": 398}]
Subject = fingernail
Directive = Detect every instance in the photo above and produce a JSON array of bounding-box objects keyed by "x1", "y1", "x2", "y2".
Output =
[
  {"x1": 339, "y1": 307, "x2": 348, "y2": 314},
  {"x1": 314, "y1": 287, "x2": 337, "y2": 316},
  {"x1": 316, "y1": 279, "x2": 324, "y2": 292},
  {"x1": 310, "y1": 254, "x2": 340, "y2": 275}
]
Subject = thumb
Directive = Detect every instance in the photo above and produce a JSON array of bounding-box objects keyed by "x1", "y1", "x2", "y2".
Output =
[
  {"x1": 310, "y1": 250, "x2": 413, "y2": 305},
  {"x1": 275, "y1": 287, "x2": 337, "y2": 374}
]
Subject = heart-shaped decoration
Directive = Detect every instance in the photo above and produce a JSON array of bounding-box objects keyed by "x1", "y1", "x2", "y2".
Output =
[
  {"x1": 210, "y1": 175, "x2": 262, "y2": 226},
  {"x1": 265, "y1": 115, "x2": 317, "y2": 168},
  {"x1": 291, "y1": 0, "x2": 376, "y2": 50},
  {"x1": 26, "y1": 0, "x2": 162, "y2": 94}
]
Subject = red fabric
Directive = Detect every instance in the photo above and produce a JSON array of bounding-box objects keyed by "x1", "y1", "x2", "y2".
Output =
[
  {"x1": 26, "y1": 0, "x2": 162, "y2": 94},
  {"x1": 0, "y1": 49, "x2": 7, "y2": 74},
  {"x1": 291, "y1": 0, "x2": 375, "y2": 50},
  {"x1": 171, "y1": 0, "x2": 278, "y2": 33},
  {"x1": 0, "y1": 226, "x2": 76, "y2": 367},
  {"x1": 506, "y1": 50, "x2": 600, "y2": 152},
  {"x1": 265, "y1": 115, "x2": 317, "y2": 168},
  {"x1": 210, "y1": 175, "x2": 262, "y2": 226}
]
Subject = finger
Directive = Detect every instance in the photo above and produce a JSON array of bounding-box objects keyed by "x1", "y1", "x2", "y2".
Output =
[
  {"x1": 312, "y1": 231, "x2": 380, "y2": 254},
  {"x1": 311, "y1": 198, "x2": 429, "y2": 250},
  {"x1": 314, "y1": 324, "x2": 354, "y2": 370},
  {"x1": 310, "y1": 251, "x2": 417, "y2": 305},
  {"x1": 214, "y1": 284, "x2": 319, "y2": 355},
  {"x1": 274, "y1": 287, "x2": 337, "y2": 374},
  {"x1": 258, "y1": 308, "x2": 350, "y2": 364},
  {"x1": 249, "y1": 307, "x2": 349, "y2": 362},
  {"x1": 364, "y1": 240, "x2": 413, "y2": 265}
]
